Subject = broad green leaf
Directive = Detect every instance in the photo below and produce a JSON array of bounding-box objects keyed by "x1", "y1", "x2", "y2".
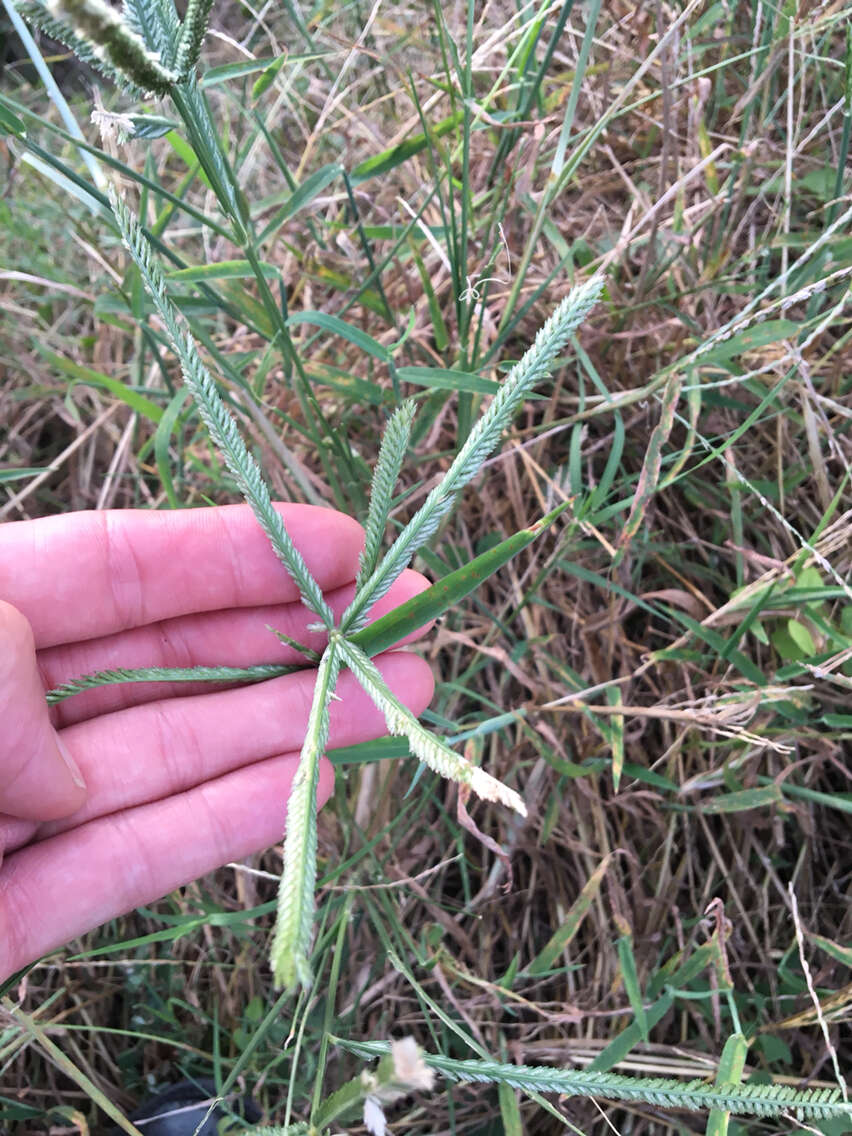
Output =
[
  {"x1": 699, "y1": 320, "x2": 799, "y2": 365},
  {"x1": 167, "y1": 259, "x2": 280, "y2": 282},
  {"x1": 396, "y1": 366, "x2": 500, "y2": 394},
  {"x1": 286, "y1": 310, "x2": 390, "y2": 362},
  {"x1": 39, "y1": 351, "x2": 164, "y2": 422},
  {"x1": 707, "y1": 1033, "x2": 748, "y2": 1136},
  {"x1": 699, "y1": 784, "x2": 782, "y2": 814},
  {"x1": 350, "y1": 110, "x2": 464, "y2": 186}
]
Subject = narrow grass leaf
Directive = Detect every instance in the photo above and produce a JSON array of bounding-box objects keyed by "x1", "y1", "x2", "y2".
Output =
[
  {"x1": 588, "y1": 993, "x2": 675, "y2": 1072},
  {"x1": 0, "y1": 102, "x2": 25, "y2": 136},
  {"x1": 349, "y1": 110, "x2": 464, "y2": 185},
  {"x1": 40, "y1": 351, "x2": 164, "y2": 422},
  {"x1": 698, "y1": 785, "x2": 783, "y2": 814},
  {"x1": 706, "y1": 1033, "x2": 748, "y2": 1136},
  {"x1": 251, "y1": 52, "x2": 286, "y2": 98},
  {"x1": 153, "y1": 388, "x2": 190, "y2": 508},
  {"x1": 616, "y1": 931, "x2": 648, "y2": 1041},
  {"x1": 285, "y1": 311, "x2": 390, "y2": 363},
  {"x1": 358, "y1": 508, "x2": 573, "y2": 663},
  {"x1": 699, "y1": 320, "x2": 799, "y2": 365},
  {"x1": 524, "y1": 853, "x2": 613, "y2": 976},
  {"x1": 0, "y1": 467, "x2": 48, "y2": 483},
  {"x1": 199, "y1": 56, "x2": 327, "y2": 86},
  {"x1": 608, "y1": 686, "x2": 625, "y2": 790},
  {"x1": 396, "y1": 366, "x2": 500, "y2": 394},
  {"x1": 167, "y1": 259, "x2": 279, "y2": 281},
  {"x1": 807, "y1": 933, "x2": 852, "y2": 968},
  {"x1": 498, "y1": 1081, "x2": 524, "y2": 1136},
  {"x1": 616, "y1": 370, "x2": 680, "y2": 559},
  {"x1": 257, "y1": 162, "x2": 343, "y2": 243}
]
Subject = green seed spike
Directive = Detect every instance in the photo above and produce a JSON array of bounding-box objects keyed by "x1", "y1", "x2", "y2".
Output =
[{"x1": 46, "y1": 0, "x2": 179, "y2": 94}]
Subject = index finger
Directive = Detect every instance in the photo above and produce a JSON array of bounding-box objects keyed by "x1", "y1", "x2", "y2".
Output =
[{"x1": 0, "y1": 505, "x2": 364, "y2": 649}]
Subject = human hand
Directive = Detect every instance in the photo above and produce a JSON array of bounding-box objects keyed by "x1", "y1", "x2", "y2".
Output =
[{"x1": 0, "y1": 505, "x2": 433, "y2": 982}]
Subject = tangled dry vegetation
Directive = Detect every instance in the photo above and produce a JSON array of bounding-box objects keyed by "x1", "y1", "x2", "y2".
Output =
[{"x1": 1, "y1": 0, "x2": 851, "y2": 1132}]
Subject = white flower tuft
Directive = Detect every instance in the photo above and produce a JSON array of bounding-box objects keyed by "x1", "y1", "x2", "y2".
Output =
[
  {"x1": 363, "y1": 1097, "x2": 387, "y2": 1136},
  {"x1": 391, "y1": 1037, "x2": 436, "y2": 1093}
]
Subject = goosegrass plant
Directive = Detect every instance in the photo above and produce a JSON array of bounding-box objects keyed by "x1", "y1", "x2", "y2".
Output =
[
  {"x1": 9, "y1": 0, "x2": 611, "y2": 995},
  {"x1": 69, "y1": 179, "x2": 603, "y2": 987},
  {"x1": 3, "y1": 0, "x2": 852, "y2": 1132},
  {"x1": 11, "y1": 0, "x2": 611, "y2": 1002}
]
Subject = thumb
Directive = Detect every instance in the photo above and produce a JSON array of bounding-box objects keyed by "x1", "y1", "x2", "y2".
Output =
[{"x1": 0, "y1": 600, "x2": 87, "y2": 820}]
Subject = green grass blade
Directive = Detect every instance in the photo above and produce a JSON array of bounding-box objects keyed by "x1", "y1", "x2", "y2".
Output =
[
  {"x1": 351, "y1": 502, "x2": 571, "y2": 657},
  {"x1": 706, "y1": 1033, "x2": 748, "y2": 1136}
]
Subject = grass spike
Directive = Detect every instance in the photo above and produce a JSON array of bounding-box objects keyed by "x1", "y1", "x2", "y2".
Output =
[
  {"x1": 356, "y1": 398, "x2": 417, "y2": 590},
  {"x1": 45, "y1": 663, "x2": 299, "y2": 703},
  {"x1": 120, "y1": 0, "x2": 179, "y2": 66},
  {"x1": 43, "y1": 0, "x2": 178, "y2": 94},
  {"x1": 13, "y1": 0, "x2": 148, "y2": 94},
  {"x1": 270, "y1": 641, "x2": 342, "y2": 989},
  {"x1": 109, "y1": 188, "x2": 334, "y2": 628},
  {"x1": 341, "y1": 275, "x2": 604, "y2": 631},
  {"x1": 174, "y1": 0, "x2": 214, "y2": 76},
  {"x1": 339, "y1": 1042, "x2": 852, "y2": 1122},
  {"x1": 339, "y1": 639, "x2": 527, "y2": 816}
]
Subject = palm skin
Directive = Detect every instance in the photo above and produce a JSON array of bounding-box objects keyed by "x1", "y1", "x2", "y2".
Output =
[{"x1": 0, "y1": 505, "x2": 433, "y2": 981}]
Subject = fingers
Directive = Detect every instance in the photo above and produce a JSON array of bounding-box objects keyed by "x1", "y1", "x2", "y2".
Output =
[
  {"x1": 41, "y1": 570, "x2": 431, "y2": 727},
  {"x1": 1, "y1": 505, "x2": 365, "y2": 650},
  {"x1": 0, "y1": 602, "x2": 87, "y2": 821},
  {"x1": 0, "y1": 748, "x2": 337, "y2": 981},
  {"x1": 35, "y1": 650, "x2": 434, "y2": 841}
]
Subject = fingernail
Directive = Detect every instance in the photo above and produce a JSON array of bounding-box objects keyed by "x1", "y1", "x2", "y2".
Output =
[{"x1": 55, "y1": 734, "x2": 87, "y2": 790}]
